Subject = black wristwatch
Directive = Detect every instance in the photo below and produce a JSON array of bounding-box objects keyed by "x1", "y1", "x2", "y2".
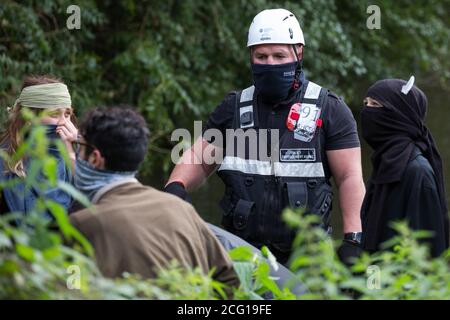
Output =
[{"x1": 343, "y1": 232, "x2": 363, "y2": 245}]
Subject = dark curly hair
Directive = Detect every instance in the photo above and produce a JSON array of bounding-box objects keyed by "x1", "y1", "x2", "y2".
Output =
[{"x1": 79, "y1": 107, "x2": 150, "y2": 172}]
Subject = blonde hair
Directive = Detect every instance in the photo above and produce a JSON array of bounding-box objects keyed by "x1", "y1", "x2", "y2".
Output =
[{"x1": 0, "y1": 75, "x2": 76, "y2": 177}]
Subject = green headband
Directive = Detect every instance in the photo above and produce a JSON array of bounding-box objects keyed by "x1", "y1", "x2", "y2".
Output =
[{"x1": 13, "y1": 83, "x2": 72, "y2": 110}]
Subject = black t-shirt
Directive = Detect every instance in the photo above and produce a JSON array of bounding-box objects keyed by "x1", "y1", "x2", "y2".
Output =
[{"x1": 203, "y1": 84, "x2": 360, "y2": 180}]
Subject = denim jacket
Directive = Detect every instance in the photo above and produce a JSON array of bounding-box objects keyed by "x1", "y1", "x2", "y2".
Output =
[{"x1": 0, "y1": 144, "x2": 73, "y2": 216}]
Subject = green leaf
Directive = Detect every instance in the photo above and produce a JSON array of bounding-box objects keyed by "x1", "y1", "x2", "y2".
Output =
[
  {"x1": 16, "y1": 243, "x2": 35, "y2": 262},
  {"x1": 229, "y1": 246, "x2": 255, "y2": 262},
  {"x1": 42, "y1": 157, "x2": 58, "y2": 185},
  {"x1": 54, "y1": 140, "x2": 72, "y2": 170},
  {"x1": 57, "y1": 181, "x2": 92, "y2": 209},
  {"x1": 255, "y1": 262, "x2": 283, "y2": 298},
  {"x1": 0, "y1": 260, "x2": 20, "y2": 274},
  {"x1": 45, "y1": 200, "x2": 93, "y2": 256},
  {"x1": 261, "y1": 246, "x2": 279, "y2": 271},
  {"x1": 233, "y1": 261, "x2": 254, "y2": 293},
  {"x1": 46, "y1": 200, "x2": 72, "y2": 238},
  {"x1": 42, "y1": 246, "x2": 61, "y2": 260},
  {"x1": 0, "y1": 232, "x2": 12, "y2": 248}
]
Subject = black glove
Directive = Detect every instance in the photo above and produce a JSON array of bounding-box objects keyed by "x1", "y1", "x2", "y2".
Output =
[
  {"x1": 164, "y1": 181, "x2": 192, "y2": 203},
  {"x1": 337, "y1": 240, "x2": 363, "y2": 267}
]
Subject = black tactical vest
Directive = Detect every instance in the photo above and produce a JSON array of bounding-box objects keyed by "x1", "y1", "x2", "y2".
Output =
[{"x1": 217, "y1": 80, "x2": 333, "y2": 255}]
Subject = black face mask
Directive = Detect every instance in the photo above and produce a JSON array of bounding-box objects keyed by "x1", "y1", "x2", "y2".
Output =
[
  {"x1": 251, "y1": 61, "x2": 297, "y2": 103},
  {"x1": 360, "y1": 106, "x2": 392, "y2": 150},
  {"x1": 45, "y1": 124, "x2": 59, "y2": 140},
  {"x1": 25, "y1": 124, "x2": 59, "y2": 141}
]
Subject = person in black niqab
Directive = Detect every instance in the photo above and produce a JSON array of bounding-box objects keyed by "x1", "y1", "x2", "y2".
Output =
[{"x1": 360, "y1": 78, "x2": 449, "y2": 257}]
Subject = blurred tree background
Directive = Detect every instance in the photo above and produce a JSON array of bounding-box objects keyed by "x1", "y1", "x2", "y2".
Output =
[{"x1": 1, "y1": 0, "x2": 449, "y2": 230}]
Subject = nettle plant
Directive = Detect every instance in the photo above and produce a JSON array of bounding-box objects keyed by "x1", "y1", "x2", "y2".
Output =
[{"x1": 281, "y1": 209, "x2": 450, "y2": 300}]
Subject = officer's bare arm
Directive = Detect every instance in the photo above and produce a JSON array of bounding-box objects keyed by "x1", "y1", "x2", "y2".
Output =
[
  {"x1": 327, "y1": 147, "x2": 365, "y2": 233},
  {"x1": 166, "y1": 137, "x2": 219, "y2": 192}
]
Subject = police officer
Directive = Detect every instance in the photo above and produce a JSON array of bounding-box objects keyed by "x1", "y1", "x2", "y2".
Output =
[{"x1": 165, "y1": 9, "x2": 365, "y2": 265}]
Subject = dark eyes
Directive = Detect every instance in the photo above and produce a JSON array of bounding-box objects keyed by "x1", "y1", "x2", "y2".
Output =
[
  {"x1": 256, "y1": 54, "x2": 286, "y2": 59},
  {"x1": 48, "y1": 111, "x2": 60, "y2": 118},
  {"x1": 47, "y1": 110, "x2": 72, "y2": 118}
]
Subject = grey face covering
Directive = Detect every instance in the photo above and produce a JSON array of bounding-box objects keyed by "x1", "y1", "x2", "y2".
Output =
[{"x1": 74, "y1": 157, "x2": 137, "y2": 201}]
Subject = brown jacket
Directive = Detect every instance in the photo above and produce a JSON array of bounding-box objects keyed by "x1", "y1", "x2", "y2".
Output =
[{"x1": 70, "y1": 181, "x2": 239, "y2": 288}]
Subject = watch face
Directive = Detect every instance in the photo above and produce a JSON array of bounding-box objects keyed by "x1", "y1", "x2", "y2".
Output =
[{"x1": 345, "y1": 232, "x2": 362, "y2": 243}]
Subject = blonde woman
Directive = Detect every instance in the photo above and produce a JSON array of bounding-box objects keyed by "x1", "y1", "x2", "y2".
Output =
[{"x1": 0, "y1": 75, "x2": 78, "y2": 215}]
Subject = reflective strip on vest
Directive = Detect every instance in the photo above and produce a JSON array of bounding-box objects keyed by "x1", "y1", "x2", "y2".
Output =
[
  {"x1": 219, "y1": 156, "x2": 272, "y2": 175},
  {"x1": 240, "y1": 86, "x2": 255, "y2": 103},
  {"x1": 218, "y1": 156, "x2": 325, "y2": 178},
  {"x1": 273, "y1": 161, "x2": 325, "y2": 178},
  {"x1": 304, "y1": 81, "x2": 322, "y2": 99},
  {"x1": 239, "y1": 104, "x2": 255, "y2": 128}
]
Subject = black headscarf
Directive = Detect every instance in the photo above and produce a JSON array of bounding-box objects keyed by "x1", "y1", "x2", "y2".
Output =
[{"x1": 360, "y1": 79, "x2": 448, "y2": 251}]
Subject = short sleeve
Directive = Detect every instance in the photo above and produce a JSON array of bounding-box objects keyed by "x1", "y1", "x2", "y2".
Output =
[
  {"x1": 202, "y1": 92, "x2": 236, "y2": 141},
  {"x1": 322, "y1": 93, "x2": 360, "y2": 151}
]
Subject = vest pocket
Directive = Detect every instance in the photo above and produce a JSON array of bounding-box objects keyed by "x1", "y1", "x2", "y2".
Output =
[
  {"x1": 285, "y1": 181, "x2": 308, "y2": 209},
  {"x1": 309, "y1": 184, "x2": 333, "y2": 230},
  {"x1": 232, "y1": 199, "x2": 255, "y2": 231},
  {"x1": 219, "y1": 194, "x2": 255, "y2": 239},
  {"x1": 269, "y1": 182, "x2": 308, "y2": 252}
]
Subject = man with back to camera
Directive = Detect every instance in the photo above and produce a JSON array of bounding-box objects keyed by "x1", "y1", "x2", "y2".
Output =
[{"x1": 69, "y1": 107, "x2": 239, "y2": 288}]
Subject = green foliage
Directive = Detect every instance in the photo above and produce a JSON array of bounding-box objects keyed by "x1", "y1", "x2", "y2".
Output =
[
  {"x1": 229, "y1": 245, "x2": 296, "y2": 300},
  {"x1": 349, "y1": 222, "x2": 450, "y2": 300},
  {"x1": 0, "y1": 212, "x2": 224, "y2": 299},
  {"x1": 284, "y1": 210, "x2": 353, "y2": 299},
  {"x1": 283, "y1": 208, "x2": 450, "y2": 300}
]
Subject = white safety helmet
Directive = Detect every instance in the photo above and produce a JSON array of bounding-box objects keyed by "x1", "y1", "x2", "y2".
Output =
[{"x1": 247, "y1": 9, "x2": 305, "y2": 47}]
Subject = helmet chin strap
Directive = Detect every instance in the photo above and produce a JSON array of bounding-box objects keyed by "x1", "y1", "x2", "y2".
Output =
[{"x1": 291, "y1": 44, "x2": 303, "y2": 90}]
